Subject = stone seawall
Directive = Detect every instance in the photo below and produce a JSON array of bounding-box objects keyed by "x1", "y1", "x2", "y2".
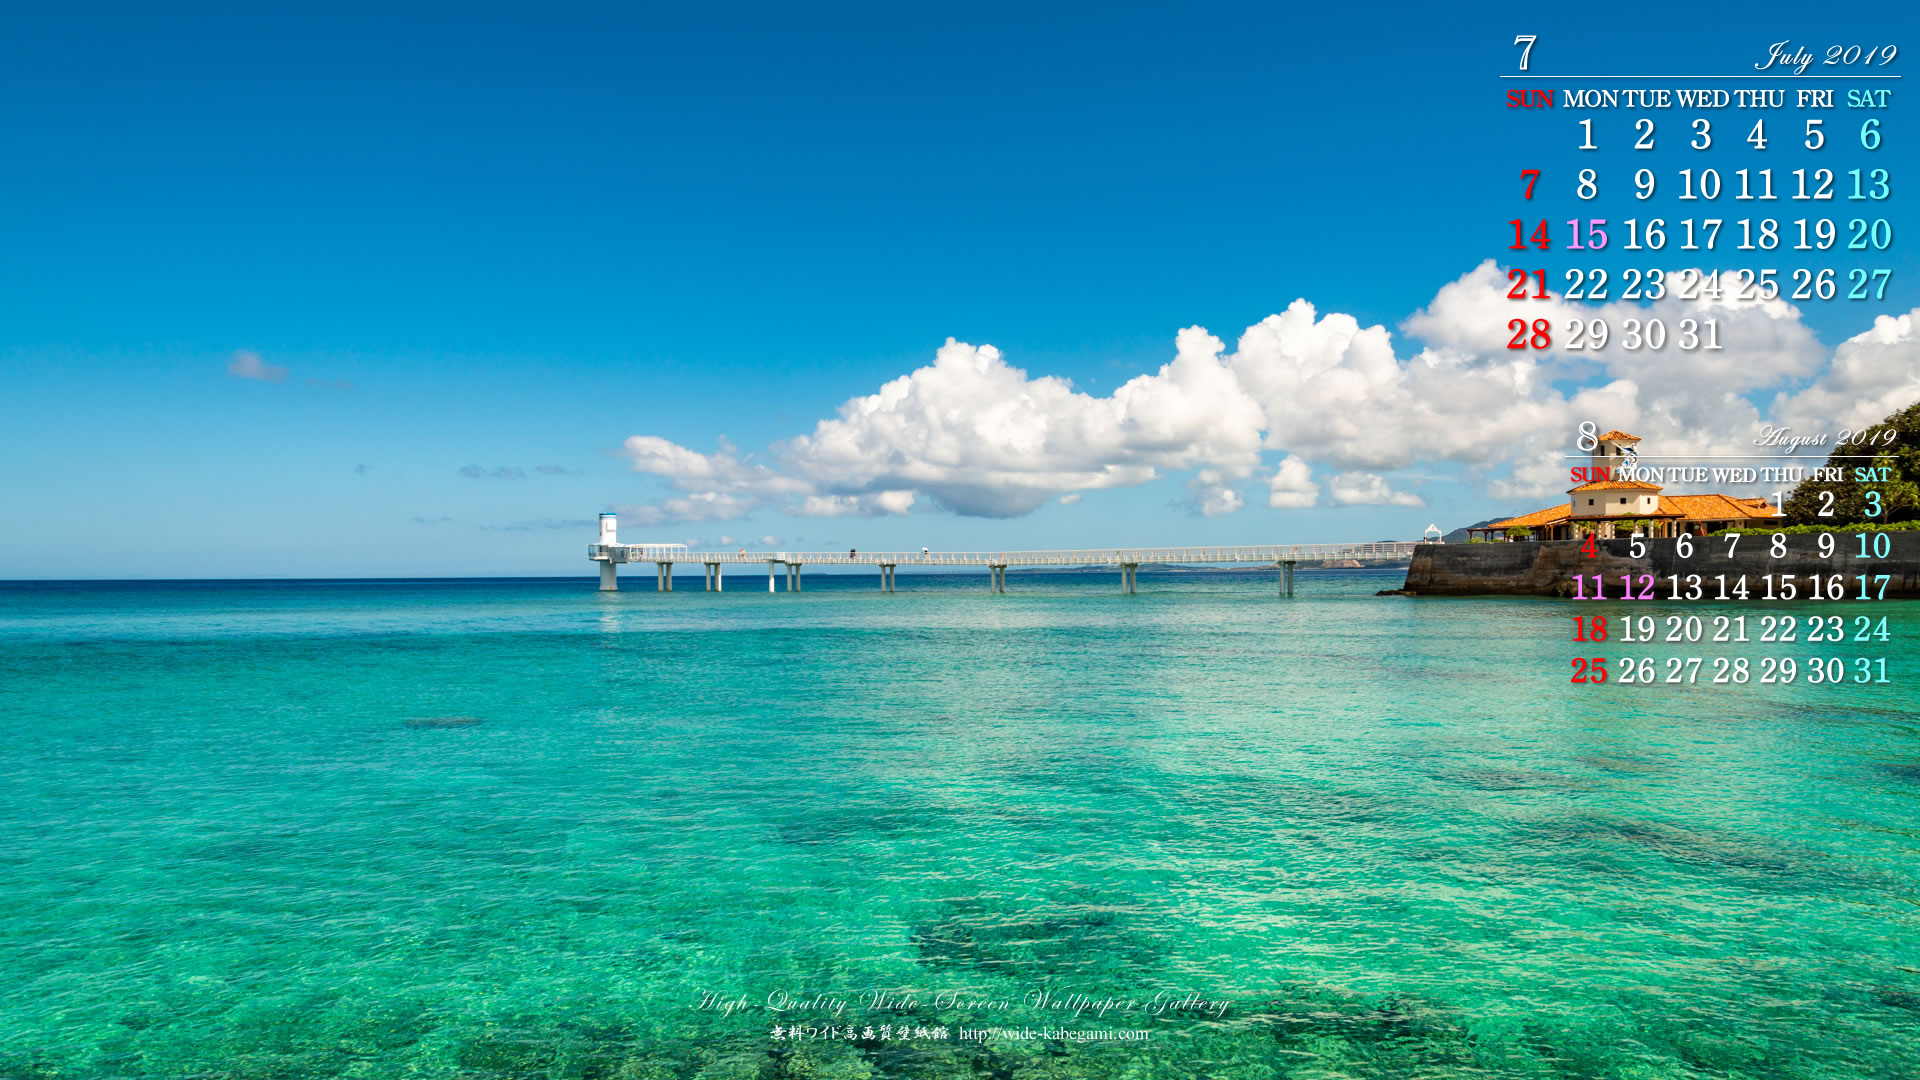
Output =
[{"x1": 1403, "y1": 534, "x2": 1920, "y2": 599}]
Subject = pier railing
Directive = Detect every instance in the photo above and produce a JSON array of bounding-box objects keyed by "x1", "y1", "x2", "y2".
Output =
[{"x1": 588, "y1": 543, "x2": 1419, "y2": 566}]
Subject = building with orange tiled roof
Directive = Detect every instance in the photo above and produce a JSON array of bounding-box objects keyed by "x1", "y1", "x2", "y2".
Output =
[
  {"x1": 1483, "y1": 504, "x2": 1574, "y2": 532},
  {"x1": 1467, "y1": 430, "x2": 1781, "y2": 542}
]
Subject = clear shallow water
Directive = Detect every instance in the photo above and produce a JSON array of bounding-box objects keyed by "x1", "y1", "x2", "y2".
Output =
[{"x1": 1, "y1": 570, "x2": 1917, "y2": 1079}]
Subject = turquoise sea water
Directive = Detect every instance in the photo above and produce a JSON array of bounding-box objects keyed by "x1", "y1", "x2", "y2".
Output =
[{"x1": 2, "y1": 569, "x2": 1917, "y2": 1079}]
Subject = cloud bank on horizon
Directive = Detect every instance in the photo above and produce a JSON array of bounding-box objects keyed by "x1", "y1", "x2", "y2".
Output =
[{"x1": 618, "y1": 261, "x2": 1920, "y2": 526}]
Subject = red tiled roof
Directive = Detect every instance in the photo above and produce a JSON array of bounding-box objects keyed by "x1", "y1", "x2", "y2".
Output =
[
  {"x1": 1488, "y1": 505, "x2": 1574, "y2": 529},
  {"x1": 1490, "y1": 490, "x2": 1783, "y2": 530},
  {"x1": 1569, "y1": 479, "x2": 1662, "y2": 492},
  {"x1": 1597, "y1": 430, "x2": 1641, "y2": 442},
  {"x1": 1660, "y1": 494, "x2": 1784, "y2": 521}
]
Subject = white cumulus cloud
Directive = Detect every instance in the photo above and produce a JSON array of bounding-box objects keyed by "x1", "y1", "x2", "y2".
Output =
[
  {"x1": 796, "y1": 491, "x2": 916, "y2": 517},
  {"x1": 779, "y1": 334, "x2": 1266, "y2": 517},
  {"x1": 1266, "y1": 455, "x2": 1318, "y2": 508},
  {"x1": 1185, "y1": 469, "x2": 1245, "y2": 517},
  {"x1": 623, "y1": 436, "x2": 806, "y2": 495},
  {"x1": 612, "y1": 269, "x2": 1920, "y2": 520},
  {"x1": 1329, "y1": 472, "x2": 1425, "y2": 507},
  {"x1": 616, "y1": 492, "x2": 758, "y2": 526},
  {"x1": 1775, "y1": 309, "x2": 1920, "y2": 435}
]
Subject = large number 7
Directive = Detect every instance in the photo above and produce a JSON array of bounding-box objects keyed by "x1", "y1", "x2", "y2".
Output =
[
  {"x1": 1521, "y1": 169, "x2": 1540, "y2": 200},
  {"x1": 1515, "y1": 35, "x2": 1536, "y2": 71}
]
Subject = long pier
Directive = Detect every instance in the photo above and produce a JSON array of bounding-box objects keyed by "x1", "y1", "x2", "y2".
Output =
[{"x1": 588, "y1": 515, "x2": 1416, "y2": 597}]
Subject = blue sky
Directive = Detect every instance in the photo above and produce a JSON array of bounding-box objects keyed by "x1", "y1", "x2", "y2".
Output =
[{"x1": 3, "y1": 3, "x2": 1914, "y2": 577}]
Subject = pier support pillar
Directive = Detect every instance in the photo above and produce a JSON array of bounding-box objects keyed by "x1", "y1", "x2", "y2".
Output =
[
  {"x1": 714, "y1": 563, "x2": 723, "y2": 592},
  {"x1": 600, "y1": 561, "x2": 617, "y2": 592},
  {"x1": 1282, "y1": 560, "x2": 1295, "y2": 598},
  {"x1": 768, "y1": 561, "x2": 778, "y2": 593},
  {"x1": 990, "y1": 565, "x2": 1007, "y2": 593},
  {"x1": 794, "y1": 564, "x2": 802, "y2": 592},
  {"x1": 1121, "y1": 563, "x2": 1136, "y2": 594}
]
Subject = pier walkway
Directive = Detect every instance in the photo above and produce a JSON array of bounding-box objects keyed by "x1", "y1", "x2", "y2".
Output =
[{"x1": 588, "y1": 514, "x2": 1416, "y2": 596}]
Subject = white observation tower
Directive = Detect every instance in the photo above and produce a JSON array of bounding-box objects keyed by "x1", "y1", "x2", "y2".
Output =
[{"x1": 598, "y1": 513, "x2": 619, "y2": 591}]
